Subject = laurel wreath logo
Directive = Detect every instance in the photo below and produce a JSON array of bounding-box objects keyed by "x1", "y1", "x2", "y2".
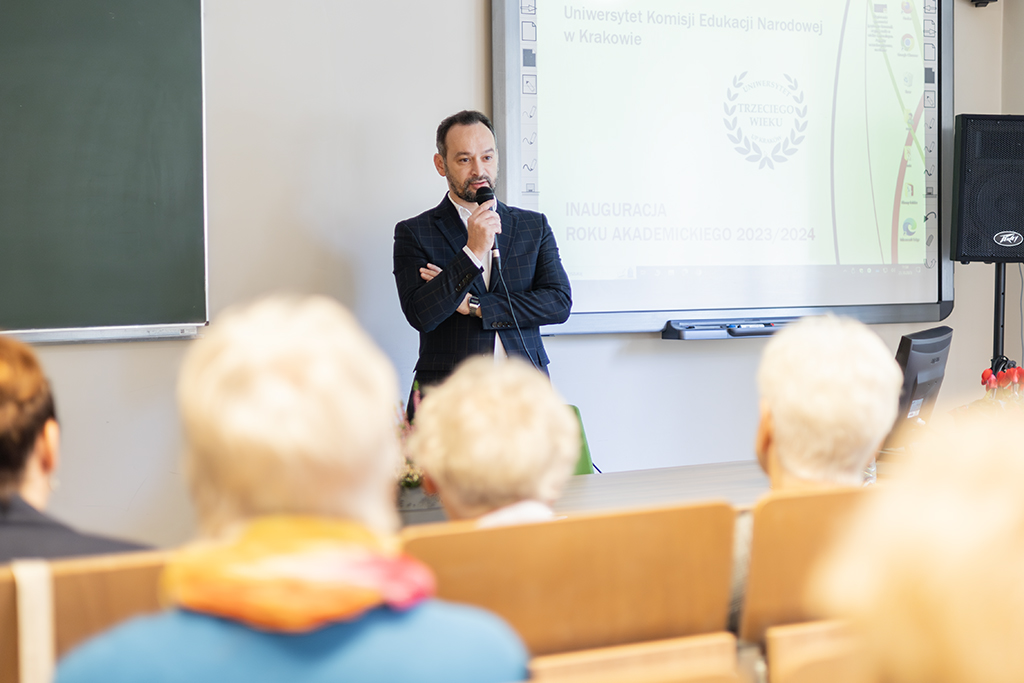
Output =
[{"x1": 724, "y1": 72, "x2": 808, "y2": 170}]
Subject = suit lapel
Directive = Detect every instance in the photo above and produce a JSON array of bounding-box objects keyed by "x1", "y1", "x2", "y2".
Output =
[
  {"x1": 430, "y1": 195, "x2": 469, "y2": 256},
  {"x1": 430, "y1": 194, "x2": 488, "y2": 296},
  {"x1": 430, "y1": 194, "x2": 522, "y2": 296}
]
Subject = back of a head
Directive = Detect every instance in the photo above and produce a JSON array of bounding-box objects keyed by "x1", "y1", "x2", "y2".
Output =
[
  {"x1": 177, "y1": 296, "x2": 400, "y2": 535},
  {"x1": 758, "y1": 315, "x2": 902, "y2": 485},
  {"x1": 408, "y1": 357, "x2": 580, "y2": 519},
  {"x1": 0, "y1": 336, "x2": 55, "y2": 492},
  {"x1": 809, "y1": 412, "x2": 1024, "y2": 683}
]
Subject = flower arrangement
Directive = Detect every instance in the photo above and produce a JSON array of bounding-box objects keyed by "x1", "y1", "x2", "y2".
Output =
[
  {"x1": 956, "y1": 364, "x2": 1024, "y2": 418},
  {"x1": 947, "y1": 364, "x2": 1024, "y2": 424},
  {"x1": 980, "y1": 365, "x2": 1024, "y2": 403},
  {"x1": 395, "y1": 383, "x2": 424, "y2": 489}
]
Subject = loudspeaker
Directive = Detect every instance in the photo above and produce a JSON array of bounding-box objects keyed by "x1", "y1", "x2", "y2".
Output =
[{"x1": 952, "y1": 114, "x2": 1024, "y2": 263}]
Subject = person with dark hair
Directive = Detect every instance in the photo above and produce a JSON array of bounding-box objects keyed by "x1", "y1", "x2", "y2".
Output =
[
  {"x1": 434, "y1": 109, "x2": 495, "y2": 161},
  {"x1": 0, "y1": 336, "x2": 144, "y2": 563},
  {"x1": 393, "y1": 110, "x2": 571, "y2": 404}
]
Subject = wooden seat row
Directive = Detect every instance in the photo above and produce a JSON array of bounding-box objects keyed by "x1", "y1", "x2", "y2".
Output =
[
  {"x1": 0, "y1": 488, "x2": 869, "y2": 683},
  {"x1": 0, "y1": 551, "x2": 170, "y2": 683},
  {"x1": 402, "y1": 487, "x2": 866, "y2": 652},
  {"x1": 401, "y1": 501, "x2": 735, "y2": 655}
]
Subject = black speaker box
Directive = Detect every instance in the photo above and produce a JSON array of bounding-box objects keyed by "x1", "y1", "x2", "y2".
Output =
[{"x1": 952, "y1": 114, "x2": 1024, "y2": 263}]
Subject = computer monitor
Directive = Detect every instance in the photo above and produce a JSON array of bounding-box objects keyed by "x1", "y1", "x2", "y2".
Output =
[{"x1": 884, "y1": 325, "x2": 953, "y2": 449}]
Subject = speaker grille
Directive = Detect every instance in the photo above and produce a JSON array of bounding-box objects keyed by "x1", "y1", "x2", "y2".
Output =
[{"x1": 954, "y1": 115, "x2": 1024, "y2": 262}]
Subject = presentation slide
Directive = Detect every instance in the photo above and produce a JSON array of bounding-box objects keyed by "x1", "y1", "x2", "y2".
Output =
[{"x1": 520, "y1": 0, "x2": 940, "y2": 315}]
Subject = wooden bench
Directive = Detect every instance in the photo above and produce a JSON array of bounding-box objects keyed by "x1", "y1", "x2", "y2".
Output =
[
  {"x1": 0, "y1": 551, "x2": 169, "y2": 683},
  {"x1": 530, "y1": 631, "x2": 741, "y2": 683},
  {"x1": 402, "y1": 501, "x2": 735, "y2": 655},
  {"x1": 766, "y1": 620, "x2": 875, "y2": 683},
  {"x1": 738, "y1": 488, "x2": 867, "y2": 645}
]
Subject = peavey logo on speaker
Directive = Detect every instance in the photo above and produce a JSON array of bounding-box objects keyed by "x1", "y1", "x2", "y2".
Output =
[
  {"x1": 723, "y1": 72, "x2": 807, "y2": 170},
  {"x1": 994, "y1": 231, "x2": 1024, "y2": 247}
]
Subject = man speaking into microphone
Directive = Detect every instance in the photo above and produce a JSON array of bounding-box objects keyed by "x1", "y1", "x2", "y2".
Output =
[{"x1": 393, "y1": 110, "x2": 571, "y2": 401}]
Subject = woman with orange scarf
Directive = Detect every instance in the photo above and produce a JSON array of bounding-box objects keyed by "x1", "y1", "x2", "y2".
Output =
[{"x1": 57, "y1": 296, "x2": 528, "y2": 683}]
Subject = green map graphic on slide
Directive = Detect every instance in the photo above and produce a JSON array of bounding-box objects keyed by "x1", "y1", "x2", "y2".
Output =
[{"x1": 832, "y1": 0, "x2": 927, "y2": 266}]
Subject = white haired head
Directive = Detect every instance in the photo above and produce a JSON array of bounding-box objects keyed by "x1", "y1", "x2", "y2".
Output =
[
  {"x1": 809, "y1": 412, "x2": 1024, "y2": 683},
  {"x1": 757, "y1": 315, "x2": 902, "y2": 486},
  {"x1": 408, "y1": 356, "x2": 580, "y2": 520},
  {"x1": 177, "y1": 295, "x2": 400, "y2": 536}
]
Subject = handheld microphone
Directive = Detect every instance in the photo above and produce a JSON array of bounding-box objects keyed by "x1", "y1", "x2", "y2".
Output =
[
  {"x1": 475, "y1": 185, "x2": 535, "y2": 372},
  {"x1": 475, "y1": 185, "x2": 500, "y2": 271},
  {"x1": 475, "y1": 184, "x2": 495, "y2": 208}
]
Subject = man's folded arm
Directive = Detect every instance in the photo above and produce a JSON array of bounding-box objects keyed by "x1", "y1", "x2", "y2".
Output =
[
  {"x1": 478, "y1": 223, "x2": 572, "y2": 329},
  {"x1": 394, "y1": 225, "x2": 483, "y2": 333},
  {"x1": 480, "y1": 286, "x2": 571, "y2": 329}
]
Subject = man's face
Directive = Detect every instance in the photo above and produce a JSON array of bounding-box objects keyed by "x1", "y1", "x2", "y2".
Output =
[{"x1": 434, "y1": 122, "x2": 499, "y2": 204}]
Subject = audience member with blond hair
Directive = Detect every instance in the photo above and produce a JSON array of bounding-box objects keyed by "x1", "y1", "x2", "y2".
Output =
[
  {"x1": 408, "y1": 356, "x2": 579, "y2": 526},
  {"x1": 754, "y1": 315, "x2": 903, "y2": 488},
  {"x1": 57, "y1": 296, "x2": 527, "y2": 683},
  {"x1": 731, "y1": 315, "x2": 903, "y2": 627},
  {"x1": 809, "y1": 412, "x2": 1024, "y2": 683},
  {"x1": 0, "y1": 335, "x2": 143, "y2": 562}
]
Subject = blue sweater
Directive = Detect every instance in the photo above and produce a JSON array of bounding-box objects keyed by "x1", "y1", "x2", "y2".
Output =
[{"x1": 58, "y1": 600, "x2": 528, "y2": 683}]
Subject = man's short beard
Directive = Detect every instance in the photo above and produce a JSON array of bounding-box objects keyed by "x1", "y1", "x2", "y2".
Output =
[{"x1": 445, "y1": 163, "x2": 497, "y2": 204}]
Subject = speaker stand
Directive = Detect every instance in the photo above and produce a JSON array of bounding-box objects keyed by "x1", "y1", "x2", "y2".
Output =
[{"x1": 992, "y1": 262, "x2": 1010, "y2": 373}]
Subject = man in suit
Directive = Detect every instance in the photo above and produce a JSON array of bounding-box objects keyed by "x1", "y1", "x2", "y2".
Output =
[
  {"x1": 393, "y1": 110, "x2": 571, "y2": 397},
  {"x1": 0, "y1": 335, "x2": 145, "y2": 562}
]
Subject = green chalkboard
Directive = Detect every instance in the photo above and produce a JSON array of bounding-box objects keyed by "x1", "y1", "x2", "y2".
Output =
[{"x1": 0, "y1": 0, "x2": 205, "y2": 335}]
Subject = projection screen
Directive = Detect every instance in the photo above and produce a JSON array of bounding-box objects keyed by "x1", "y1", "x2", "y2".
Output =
[{"x1": 492, "y1": 0, "x2": 954, "y2": 334}]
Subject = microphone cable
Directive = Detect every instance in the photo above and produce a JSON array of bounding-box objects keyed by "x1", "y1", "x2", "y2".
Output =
[
  {"x1": 475, "y1": 185, "x2": 541, "y2": 372},
  {"x1": 489, "y1": 211, "x2": 595, "y2": 472},
  {"x1": 494, "y1": 259, "x2": 541, "y2": 372},
  {"x1": 482, "y1": 192, "x2": 593, "y2": 470}
]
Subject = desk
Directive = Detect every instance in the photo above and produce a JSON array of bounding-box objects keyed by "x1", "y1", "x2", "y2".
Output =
[{"x1": 399, "y1": 459, "x2": 770, "y2": 526}]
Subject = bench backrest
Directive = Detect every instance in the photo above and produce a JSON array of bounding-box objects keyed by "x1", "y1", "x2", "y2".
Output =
[
  {"x1": 0, "y1": 550, "x2": 169, "y2": 683},
  {"x1": 530, "y1": 631, "x2": 739, "y2": 683},
  {"x1": 402, "y1": 501, "x2": 735, "y2": 655},
  {"x1": 766, "y1": 620, "x2": 875, "y2": 683},
  {"x1": 739, "y1": 488, "x2": 866, "y2": 644}
]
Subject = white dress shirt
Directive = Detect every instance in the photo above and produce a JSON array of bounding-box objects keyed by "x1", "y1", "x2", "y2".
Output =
[
  {"x1": 476, "y1": 500, "x2": 559, "y2": 528},
  {"x1": 449, "y1": 193, "x2": 507, "y2": 359}
]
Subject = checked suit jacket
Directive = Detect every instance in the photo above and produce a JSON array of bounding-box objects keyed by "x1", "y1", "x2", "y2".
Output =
[{"x1": 394, "y1": 195, "x2": 572, "y2": 386}]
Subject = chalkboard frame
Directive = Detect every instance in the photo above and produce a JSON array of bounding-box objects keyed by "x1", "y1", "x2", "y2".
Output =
[{"x1": 493, "y1": 0, "x2": 955, "y2": 335}]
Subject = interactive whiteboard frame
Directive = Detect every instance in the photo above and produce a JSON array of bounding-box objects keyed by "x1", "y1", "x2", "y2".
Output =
[{"x1": 493, "y1": 0, "x2": 954, "y2": 335}]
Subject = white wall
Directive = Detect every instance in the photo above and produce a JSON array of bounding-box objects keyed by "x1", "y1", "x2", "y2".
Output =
[
  {"x1": 1004, "y1": 0, "x2": 1024, "y2": 115},
  {"x1": 41, "y1": 0, "x2": 1011, "y2": 547},
  {"x1": 1000, "y1": 0, "x2": 1024, "y2": 370}
]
